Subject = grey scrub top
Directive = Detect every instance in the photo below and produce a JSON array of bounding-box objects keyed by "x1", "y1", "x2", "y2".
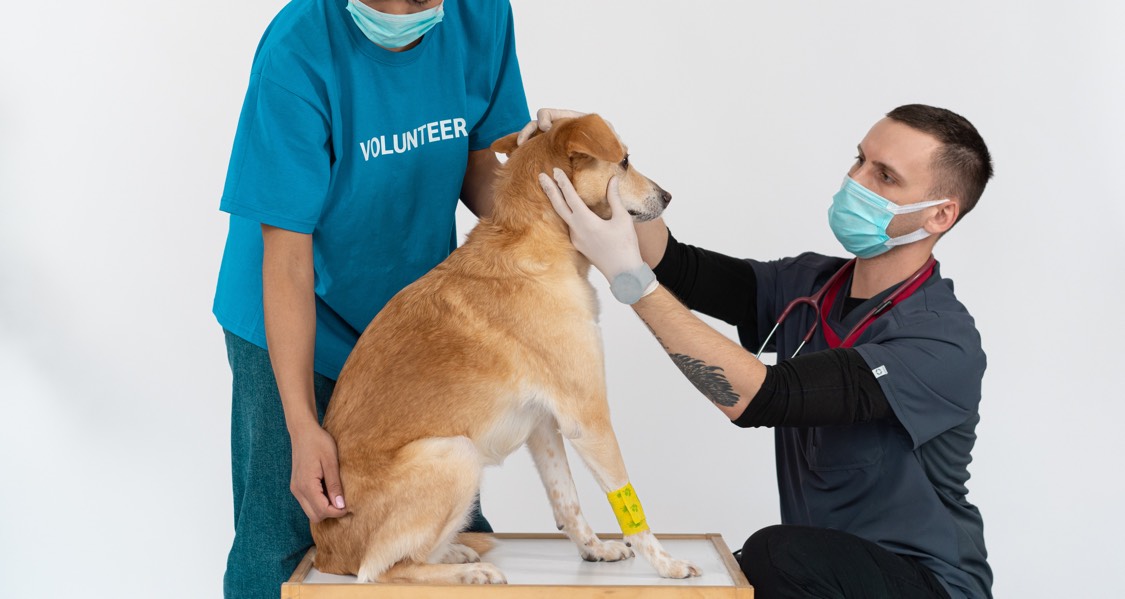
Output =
[{"x1": 745, "y1": 252, "x2": 991, "y2": 599}]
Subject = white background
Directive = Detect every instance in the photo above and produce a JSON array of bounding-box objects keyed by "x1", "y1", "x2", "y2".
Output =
[{"x1": 1, "y1": 1, "x2": 1122, "y2": 597}]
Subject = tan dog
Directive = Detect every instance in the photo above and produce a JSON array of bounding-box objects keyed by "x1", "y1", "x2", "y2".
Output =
[{"x1": 310, "y1": 114, "x2": 699, "y2": 584}]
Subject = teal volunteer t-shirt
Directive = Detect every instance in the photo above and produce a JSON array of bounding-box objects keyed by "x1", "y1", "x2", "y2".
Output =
[{"x1": 213, "y1": 0, "x2": 529, "y2": 378}]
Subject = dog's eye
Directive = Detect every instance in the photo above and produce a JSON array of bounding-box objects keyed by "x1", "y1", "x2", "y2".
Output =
[{"x1": 620, "y1": 155, "x2": 630, "y2": 169}]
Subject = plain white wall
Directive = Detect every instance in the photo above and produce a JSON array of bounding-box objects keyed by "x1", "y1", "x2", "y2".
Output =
[{"x1": 1, "y1": 1, "x2": 1122, "y2": 597}]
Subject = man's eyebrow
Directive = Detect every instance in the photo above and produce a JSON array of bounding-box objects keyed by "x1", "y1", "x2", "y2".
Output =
[
  {"x1": 858, "y1": 144, "x2": 906, "y2": 183},
  {"x1": 872, "y1": 160, "x2": 905, "y2": 183}
]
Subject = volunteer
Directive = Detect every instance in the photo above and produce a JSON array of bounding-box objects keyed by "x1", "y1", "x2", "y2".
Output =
[
  {"x1": 533, "y1": 104, "x2": 993, "y2": 598},
  {"x1": 212, "y1": 1, "x2": 529, "y2": 597}
]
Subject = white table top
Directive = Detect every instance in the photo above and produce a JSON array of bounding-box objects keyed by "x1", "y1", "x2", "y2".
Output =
[{"x1": 303, "y1": 536, "x2": 739, "y2": 587}]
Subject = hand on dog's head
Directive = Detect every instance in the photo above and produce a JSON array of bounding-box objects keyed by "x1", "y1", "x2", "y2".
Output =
[
  {"x1": 491, "y1": 114, "x2": 621, "y2": 220},
  {"x1": 491, "y1": 114, "x2": 622, "y2": 162},
  {"x1": 492, "y1": 114, "x2": 669, "y2": 223}
]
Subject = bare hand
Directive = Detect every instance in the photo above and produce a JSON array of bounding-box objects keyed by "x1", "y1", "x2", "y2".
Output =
[{"x1": 289, "y1": 423, "x2": 348, "y2": 523}]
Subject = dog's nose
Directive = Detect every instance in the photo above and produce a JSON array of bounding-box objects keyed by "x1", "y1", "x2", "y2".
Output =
[{"x1": 657, "y1": 187, "x2": 672, "y2": 206}]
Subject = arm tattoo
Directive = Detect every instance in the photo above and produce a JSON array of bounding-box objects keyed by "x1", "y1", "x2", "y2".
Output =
[
  {"x1": 668, "y1": 353, "x2": 741, "y2": 407},
  {"x1": 643, "y1": 320, "x2": 740, "y2": 407}
]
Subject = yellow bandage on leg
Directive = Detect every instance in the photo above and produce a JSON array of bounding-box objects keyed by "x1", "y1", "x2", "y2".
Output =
[{"x1": 607, "y1": 482, "x2": 649, "y2": 535}]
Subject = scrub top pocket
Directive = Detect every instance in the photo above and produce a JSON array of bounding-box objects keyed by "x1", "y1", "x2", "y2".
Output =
[{"x1": 802, "y1": 422, "x2": 885, "y2": 472}]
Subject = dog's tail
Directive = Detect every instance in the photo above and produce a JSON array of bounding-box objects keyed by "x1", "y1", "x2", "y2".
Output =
[{"x1": 455, "y1": 532, "x2": 495, "y2": 556}]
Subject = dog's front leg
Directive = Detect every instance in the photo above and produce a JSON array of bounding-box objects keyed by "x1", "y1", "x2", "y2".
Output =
[
  {"x1": 527, "y1": 417, "x2": 634, "y2": 563},
  {"x1": 558, "y1": 410, "x2": 702, "y2": 579}
]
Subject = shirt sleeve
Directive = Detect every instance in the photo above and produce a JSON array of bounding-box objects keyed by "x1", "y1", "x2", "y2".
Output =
[
  {"x1": 652, "y1": 230, "x2": 758, "y2": 328},
  {"x1": 220, "y1": 73, "x2": 331, "y2": 234},
  {"x1": 467, "y1": 1, "x2": 530, "y2": 150},
  {"x1": 853, "y1": 306, "x2": 986, "y2": 448},
  {"x1": 732, "y1": 348, "x2": 892, "y2": 428}
]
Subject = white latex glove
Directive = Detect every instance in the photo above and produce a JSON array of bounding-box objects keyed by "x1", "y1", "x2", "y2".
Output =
[
  {"x1": 517, "y1": 108, "x2": 599, "y2": 145},
  {"x1": 539, "y1": 168, "x2": 658, "y2": 304}
]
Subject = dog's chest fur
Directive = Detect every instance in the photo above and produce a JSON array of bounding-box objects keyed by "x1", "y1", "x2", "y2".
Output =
[{"x1": 468, "y1": 273, "x2": 603, "y2": 467}]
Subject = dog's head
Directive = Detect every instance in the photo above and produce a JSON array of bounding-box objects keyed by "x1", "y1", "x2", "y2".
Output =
[{"x1": 492, "y1": 114, "x2": 671, "y2": 222}]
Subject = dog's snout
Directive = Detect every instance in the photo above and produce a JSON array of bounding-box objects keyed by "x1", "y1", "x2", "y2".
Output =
[{"x1": 657, "y1": 187, "x2": 671, "y2": 207}]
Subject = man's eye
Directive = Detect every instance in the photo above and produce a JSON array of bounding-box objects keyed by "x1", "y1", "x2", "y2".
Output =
[
  {"x1": 854, "y1": 154, "x2": 865, "y2": 165},
  {"x1": 881, "y1": 171, "x2": 895, "y2": 184},
  {"x1": 620, "y1": 155, "x2": 630, "y2": 169}
]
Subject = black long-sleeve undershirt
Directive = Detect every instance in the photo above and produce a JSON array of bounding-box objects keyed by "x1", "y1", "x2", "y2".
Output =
[
  {"x1": 732, "y1": 347, "x2": 891, "y2": 428},
  {"x1": 652, "y1": 231, "x2": 893, "y2": 428}
]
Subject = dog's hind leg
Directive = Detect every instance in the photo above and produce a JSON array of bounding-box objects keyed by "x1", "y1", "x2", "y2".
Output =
[
  {"x1": 527, "y1": 416, "x2": 634, "y2": 563},
  {"x1": 354, "y1": 436, "x2": 504, "y2": 584},
  {"x1": 378, "y1": 561, "x2": 506, "y2": 584},
  {"x1": 432, "y1": 539, "x2": 482, "y2": 564}
]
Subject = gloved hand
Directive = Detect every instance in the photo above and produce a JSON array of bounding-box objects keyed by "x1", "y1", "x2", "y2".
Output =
[
  {"x1": 539, "y1": 168, "x2": 658, "y2": 304},
  {"x1": 518, "y1": 108, "x2": 617, "y2": 145}
]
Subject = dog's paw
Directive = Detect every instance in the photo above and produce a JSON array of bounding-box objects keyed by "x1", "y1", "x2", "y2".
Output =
[
  {"x1": 654, "y1": 556, "x2": 702, "y2": 579},
  {"x1": 438, "y1": 542, "x2": 481, "y2": 564},
  {"x1": 456, "y1": 562, "x2": 507, "y2": 584},
  {"x1": 579, "y1": 539, "x2": 635, "y2": 562}
]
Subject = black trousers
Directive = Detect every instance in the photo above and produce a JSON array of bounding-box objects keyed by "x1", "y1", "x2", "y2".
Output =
[{"x1": 739, "y1": 526, "x2": 951, "y2": 599}]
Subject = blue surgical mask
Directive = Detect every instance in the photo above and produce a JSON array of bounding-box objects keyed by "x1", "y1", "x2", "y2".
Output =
[
  {"x1": 828, "y1": 176, "x2": 949, "y2": 259},
  {"x1": 346, "y1": 1, "x2": 444, "y2": 49}
]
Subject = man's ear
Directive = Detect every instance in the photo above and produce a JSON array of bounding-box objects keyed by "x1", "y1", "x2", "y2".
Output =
[
  {"x1": 556, "y1": 114, "x2": 624, "y2": 163},
  {"x1": 926, "y1": 198, "x2": 961, "y2": 235},
  {"x1": 490, "y1": 132, "x2": 520, "y2": 156}
]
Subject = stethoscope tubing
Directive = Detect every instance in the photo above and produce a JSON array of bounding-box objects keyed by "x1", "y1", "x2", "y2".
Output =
[{"x1": 754, "y1": 256, "x2": 936, "y2": 360}]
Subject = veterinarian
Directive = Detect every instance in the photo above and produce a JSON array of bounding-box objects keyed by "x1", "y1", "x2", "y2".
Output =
[
  {"x1": 533, "y1": 105, "x2": 992, "y2": 598},
  {"x1": 212, "y1": 1, "x2": 528, "y2": 597}
]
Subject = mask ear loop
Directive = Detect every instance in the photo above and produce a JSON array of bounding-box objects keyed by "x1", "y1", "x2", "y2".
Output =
[
  {"x1": 885, "y1": 198, "x2": 951, "y2": 215},
  {"x1": 882, "y1": 199, "x2": 953, "y2": 249},
  {"x1": 884, "y1": 226, "x2": 934, "y2": 248}
]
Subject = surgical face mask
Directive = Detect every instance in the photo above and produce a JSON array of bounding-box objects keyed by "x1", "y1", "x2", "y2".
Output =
[
  {"x1": 345, "y1": 1, "x2": 444, "y2": 49},
  {"x1": 828, "y1": 176, "x2": 949, "y2": 259}
]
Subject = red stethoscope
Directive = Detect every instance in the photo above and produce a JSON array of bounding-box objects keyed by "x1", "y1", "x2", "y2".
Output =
[{"x1": 754, "y1": 256, "x2": 937, "y2": 359}]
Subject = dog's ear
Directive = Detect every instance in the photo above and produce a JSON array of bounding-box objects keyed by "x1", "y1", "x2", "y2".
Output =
[
  {"x1": 557, "y1": 114, "x2": 624, "y2": 163},
  {"x1": 490, "y1": 132, "x2": 521, "y2": 156}
]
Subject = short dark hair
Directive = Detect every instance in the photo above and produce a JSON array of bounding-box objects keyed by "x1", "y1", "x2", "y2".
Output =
[{"x1": 886, "y1": 104, "x2": 993, "y2": 224}]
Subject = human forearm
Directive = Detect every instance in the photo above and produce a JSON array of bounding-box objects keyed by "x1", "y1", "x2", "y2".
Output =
[
  {"x1": 635, "y1": 217, "x2": 669, "y2": 268},
  {"x1": 651, "y1": 230, "x2": 758, "y2": 328},
  {"x1": 632, "y1": 286, "x2": 767, "y2": 419},
  {"x1": 261, "y1": 225, "x2": 348, "y2": 520},
  {"x1": 460, "y1": 148, "x2": 501, "y2": 218},
  {"x1": 261, "y1": 224, "x2": 319, "y2": 434}
]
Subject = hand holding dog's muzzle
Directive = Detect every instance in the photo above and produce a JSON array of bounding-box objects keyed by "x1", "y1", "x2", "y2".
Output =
[{"x1": 540, "y1": 169, "x2": 657, "y2": 304}]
